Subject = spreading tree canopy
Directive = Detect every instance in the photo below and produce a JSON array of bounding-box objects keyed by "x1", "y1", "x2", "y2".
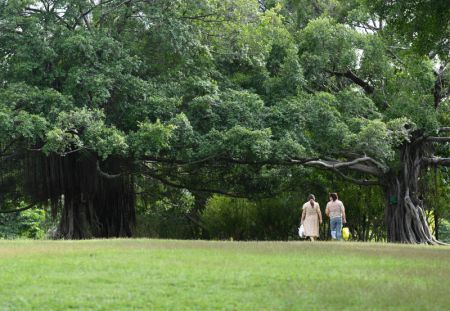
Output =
[{"x1": 0, "y1": 0, "x2": 448, "y2": 242}]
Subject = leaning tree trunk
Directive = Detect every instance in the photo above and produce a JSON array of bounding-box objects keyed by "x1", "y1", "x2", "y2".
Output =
[
  {"x1": 383, "y1": 139, "x2": 442, "y2": 244},
  {"x1": 26, "y1": 152, "x2": 135, "y2": 239}
]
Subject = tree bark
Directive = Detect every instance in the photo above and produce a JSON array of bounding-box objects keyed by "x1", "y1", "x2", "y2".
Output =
[
  {"x1": 383, "y1": 140, "x2": 443, "y2": 244},
  {"x1": 434, "y1": 208, "x2": 439, "y2": 240}
]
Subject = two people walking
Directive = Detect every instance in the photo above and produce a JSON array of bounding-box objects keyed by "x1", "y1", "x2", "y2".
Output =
[{"x1": 300, "y1": 193, "x2": 346, "y2": 241}]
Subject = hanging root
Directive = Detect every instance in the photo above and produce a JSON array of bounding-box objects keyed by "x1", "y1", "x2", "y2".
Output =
[{"x1": 25, "y1": 152, "x2": 135, "y2": 239}]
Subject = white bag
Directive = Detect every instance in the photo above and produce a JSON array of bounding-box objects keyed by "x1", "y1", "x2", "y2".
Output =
[{"x1": 298, "y1": 225, "x2": 305, "y2": 238}]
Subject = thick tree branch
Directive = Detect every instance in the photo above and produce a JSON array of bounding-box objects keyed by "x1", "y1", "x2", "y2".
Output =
[
  {"x1": 94, "y1": 0, "x2": 134, "y2": 27},
  {"x1": 426, "y1": 137, "x2": 450, "y2": 143},
  {"x1": 143, "y1": 154, "x2": 225, "y2": 166},
  {"x1": 327, "y1": 69, "x2": 375, "y2": 94},
  {"x1": 350, "y1": 22, "x2": 381, "y2": 32},
  {"x1": 96, "y1": 161, "x2": 121, "y2": 179},
  {"x1": 302, "y1": 156, "x2": 387, "y2": 176},
  {"x1": 222, "y1": 157, "x2": 317, "y2": 166},
  {"x1": 77, "y1": 0, "x2": 117, "y2": 20},
  {"x1": 422, "y1": 157, "x2": 450, "y2": 166},
  {"x1": 142, "y1": 155, "x2": 319, "y2": 166},
  {"x1": 329, "y1": 168, "x2": 380, "y2": 186},
  {"x1": 25, "y1": 7, "x2": 72, "y2": 29},
  {"x1": 180, "y1": 13, "x2": 220, "y2": 20},
  {"x1": 141, "y1": 155, "x2": 387, "y2": 188},
  {"x1": 433, "y1": 65, "x2": 448, "y2": 109},
  {"x1": 143, "y1": 170, "x2": 248, "y2": 198},
  {"x1": 258, "y1": 0, "x2": 266, "y2": 12},
  {"x1": 0, "y1": 202, "x2": 37, "y2": 214}
]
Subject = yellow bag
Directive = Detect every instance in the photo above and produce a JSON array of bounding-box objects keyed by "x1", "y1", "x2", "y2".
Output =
[{"x1": 342, "y1": 227, "x2": 350, "y2": 241}]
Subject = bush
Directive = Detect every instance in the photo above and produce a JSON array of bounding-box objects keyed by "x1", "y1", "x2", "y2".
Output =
[
  {"x1": 201, "y1": 194, "x2": 303, "y2": 240},
  {"x1": 439, "y1": 219, "x2": 450, "y2": 243},
  {"x1": 201, "y1": 196, "x2": 258, "y2": 240},
  {"x1": 0, "y1": 206, "x2": 46, "y2": 239},
  {"x1": 134, "y1": 190, "x2": 198, "y2": 239},
  {"x1": 251, "y1": 196, "x2": 302, "y2": 240}
]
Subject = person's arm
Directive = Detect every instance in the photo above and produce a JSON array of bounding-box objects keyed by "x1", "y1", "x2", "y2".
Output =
[
  {"x1": 325, "y1": 203, "x2": 330, "y2": 218},
  {"x1": 317, "y1": 204, "x2": 322, "y2": 224},
  {"x1": 301, "y1": 207, "x2": 306, "y2": 225},
  {"x1": 341, "y1": 202, "x2": 346, "y2": 224}
]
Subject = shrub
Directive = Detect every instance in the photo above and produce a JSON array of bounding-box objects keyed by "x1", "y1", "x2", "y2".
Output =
[
  {"x1": 202, "y1": 194, "x2": 303, "y2": 240},
  {"x1": 0, "y1": 206, "x2": 46, "y2": 239},
  {"x1": 201, "y1": 196, "x2": 258, "y2": 240}
]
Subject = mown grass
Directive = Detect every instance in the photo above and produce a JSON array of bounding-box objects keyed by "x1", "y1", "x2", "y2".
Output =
[{"x1": 0, "y1": 239, "x2": 449, "y2": 310}]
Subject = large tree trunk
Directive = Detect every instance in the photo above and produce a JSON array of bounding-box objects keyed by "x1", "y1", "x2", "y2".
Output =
[
  {"x1": 383, "y1": 140, "x2": 442, "y2": 244},
  {"x1": 26, "y1": 152, "x2": 135, "y2": 239}
]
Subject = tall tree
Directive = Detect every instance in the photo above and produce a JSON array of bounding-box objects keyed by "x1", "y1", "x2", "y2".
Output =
[{"x1": 0, "y1": 0, "x2": 448, "y2": 243}]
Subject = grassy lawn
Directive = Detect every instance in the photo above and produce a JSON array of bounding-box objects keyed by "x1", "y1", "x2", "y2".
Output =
[{"x1": 0, "y1": 240, "x2": 449, "y2": 310}]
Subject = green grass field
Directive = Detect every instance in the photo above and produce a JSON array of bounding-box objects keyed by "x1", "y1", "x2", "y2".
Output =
[{"x1": 0, "y1": 240, "x2": 449, "y2": 310}]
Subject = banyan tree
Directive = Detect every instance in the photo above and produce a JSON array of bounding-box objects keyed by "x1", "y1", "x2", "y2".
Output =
[
  {"x1": 0, "y1": 1, "x2": 449, "y2": 242},
  {"x1": 25, "y1": 153, "x2": 135, "y2": 239}
]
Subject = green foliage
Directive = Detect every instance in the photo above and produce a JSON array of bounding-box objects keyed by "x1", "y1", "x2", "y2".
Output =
[
  {"x1": 1, "y1": 0, "x2": 445, "y2": 164},
  {"x1": 334, "y1": 89, "x2": 382, "y2": 133},
  {"x1": 0, "y1": 0, "x2": 448, "y2": 241},
  {"x1": 202, "y1": 196, "x2": 258, "y2": 240},
  {"x1": 129, "y1": 120, "x2": 175, "y2": 158},
  {"x1": 352, "y1": 119, "x2": 392, "y2": 160},
  {"x1": 251, "y1": 195, "x2": 304, "y2": 239},
  {"x1": 363, "y1": 0, "x2": 450, "y2": 58},
  {"x1": 335, "y1": 184, "x2": 386, "y2": 241},
  {"x1": 199, "y1": 168, "x2": 390, "y2": 241},
  {"x1": 0, "y1": 85, "x2": 51, "y2": 144},
  {"x1": 264, "y1": 47, "x2": 305, "y2": 102},
  {"x1": 214, "y1": 90, "x2": 265, "y2": 130},
  {"x1": 273, "y1": 133, "x2": 307, "y2": 160},
  {"x1": 297, "y1": 17, "x2": 361, "y2": 88},
  {"x1": 224, "y1": 126, "x2": 272, "y2": 161},
  {"x1": 0, "y1": 206, "x2": 46, "y2": 239},
  {"x1": 43, "y1": 107, "x2": 127, "y2": 158},
  {"x1": 134, "y1": 188, "x2": 196, "y2": 239},
  {"x1": 200, "y1": 193, "x2": 317, "y2": 240},
  {"x1": 300, "y1": 93, "x2": 353, "y2": 154},
  {"x1": 0, "y1": 83, "x2": 72, "y2": 118},
  {"x1": 439, "y1": 219, "x2": 450, "y2": 243},
  {"x1": 386, "y1": 118, "x2": 414, "y2": 147},
  {"x1": 420, "y1": 167, "x2": 450, "y2": 240}
]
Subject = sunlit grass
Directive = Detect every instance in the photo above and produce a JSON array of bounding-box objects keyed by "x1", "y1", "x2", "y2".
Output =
[{"x1": 0, "y1": 239, "x2": 449, "y2": 310}]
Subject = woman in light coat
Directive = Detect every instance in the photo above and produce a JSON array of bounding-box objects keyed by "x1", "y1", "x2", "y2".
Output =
[{"x1": 301, "y1": 194, "x2": 322, "y2": 241}]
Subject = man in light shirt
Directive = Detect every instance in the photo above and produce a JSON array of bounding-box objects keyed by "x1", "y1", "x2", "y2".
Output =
[{"x1": 325, "y1": 193, "x2": 346, "y2": 240}]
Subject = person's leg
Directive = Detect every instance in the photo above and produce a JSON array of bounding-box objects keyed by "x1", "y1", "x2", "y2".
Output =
[
  {"x1": 330, "y1": 219, "x2": 337, "y2": 239},
  {"x1": 335, "y1": 218, "x2": 343, "y2": 240}
]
